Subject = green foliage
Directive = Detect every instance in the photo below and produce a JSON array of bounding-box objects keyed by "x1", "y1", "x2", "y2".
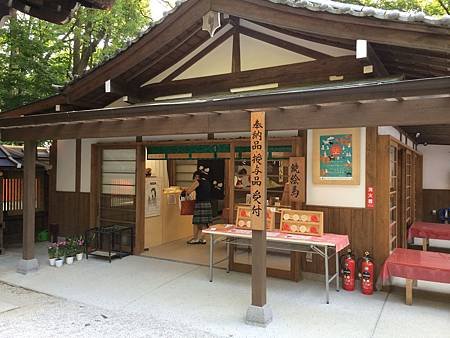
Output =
[
  {"x1": 0, "y1": 0, "x2": 150, "y2": 112},
  {"x1": 334, "y1": 0, "x2": 449, "y2": 16}
]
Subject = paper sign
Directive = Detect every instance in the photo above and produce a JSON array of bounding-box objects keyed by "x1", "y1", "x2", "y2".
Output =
[{"x1": 367, "y1": 186, "x2": 375, "y2": 208}]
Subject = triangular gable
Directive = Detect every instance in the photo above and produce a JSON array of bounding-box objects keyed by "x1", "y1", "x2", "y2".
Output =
[{"x1": 240, "y1": 34, "x2": 314, "y2": 71}]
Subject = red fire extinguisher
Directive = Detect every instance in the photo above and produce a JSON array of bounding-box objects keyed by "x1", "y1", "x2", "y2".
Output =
[
  {"x1": 340, "y1": 249, "x2": 356, "y2": 291},
  {"x1": 358, "y1": 251, "x2": 375, "y2": 295}
]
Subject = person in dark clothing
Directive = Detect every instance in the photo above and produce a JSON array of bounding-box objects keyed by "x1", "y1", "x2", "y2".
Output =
[{"x1": 183, "y1": 170, "x2": 212, "y2": 244}]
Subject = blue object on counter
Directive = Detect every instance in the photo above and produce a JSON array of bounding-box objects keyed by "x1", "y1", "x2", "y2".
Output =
[{"x1": 437, "y1": 208, "x2": 450, "y2": 223}]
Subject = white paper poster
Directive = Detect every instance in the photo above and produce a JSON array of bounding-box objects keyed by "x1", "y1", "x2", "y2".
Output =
[{"x1": 145, "y1": 177, "x2": 161, "y2": 217}]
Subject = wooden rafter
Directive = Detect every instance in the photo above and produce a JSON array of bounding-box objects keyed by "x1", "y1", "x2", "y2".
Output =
[
  {"x1": 125, "y1": 23, "x2": 206, "y2": 84},
  {"x1": 249, "y1": 21, "x2": 355, "y2": 51},
  {"x1": 238, "y1": 26, "x2": 329, "y2": 60},
  {"x1": 161, "y1": 26, "x2": 235, "y2": 82},
  {"x1": 367, "y1": 43, "x2": 389, "y2": 77}
]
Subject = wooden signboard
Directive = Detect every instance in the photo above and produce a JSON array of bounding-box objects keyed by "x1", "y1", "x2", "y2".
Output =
[
  {"x1": 312, "y1": 128, "x2": 360, "y2": 185},
  {"x1": 280, "y1": 210, "x2": 324, "y2": 237},
  {"x1": 236, "y1": 206, "x2": 275, "y2": 230},
  {"x1": 250, "y1": 111, "x2": 266, "y2": 231},
  {"x1": 288, "y1": 157, "x2": 305, "y2": 203}
]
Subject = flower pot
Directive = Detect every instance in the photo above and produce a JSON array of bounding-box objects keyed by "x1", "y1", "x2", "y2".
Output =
[
  {"x1": 66, "y1": 256, "x2": 74, "y2": 265},
  {"x1": 55, "y1": 259, "x2": 64, "y2": 268},
  {"x1": 76, "y1": 253, "x2": 83, "y2": 261},
  {"x1": 49, "y1": 258, "x2": 56, "y2": 266}
]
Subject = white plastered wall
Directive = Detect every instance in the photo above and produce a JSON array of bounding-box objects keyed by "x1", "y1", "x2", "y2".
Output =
[
  {"x1": 57, "y1": 119, "x2": 138, "y2": 194},
  {"x1": 56, "y1": 139, "x2": 76, "y2": 192},
  {"x1": 418, "y1": 144, "x2": 450, "y2": 190},
  {"x1": 306, "y1": 128, "x2": 366, "y2": 208}
]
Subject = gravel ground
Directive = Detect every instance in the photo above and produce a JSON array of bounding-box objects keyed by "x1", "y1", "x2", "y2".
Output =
[{"x1": 0, "y1": 282, "x2": 220, "y2": 338}]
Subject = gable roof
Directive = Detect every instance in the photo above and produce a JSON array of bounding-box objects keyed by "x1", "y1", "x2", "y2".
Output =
[{"x1": 1, "y1": 0, "x2": 449, "y2": 117}]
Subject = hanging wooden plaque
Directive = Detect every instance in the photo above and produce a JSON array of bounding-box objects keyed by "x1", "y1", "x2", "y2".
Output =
[
  {"x1": 288, "y1": 157, "x2": 305, "y2": 203},
  {"x1": 250, "y1": 111, "x2": 267, "y2": 231}
]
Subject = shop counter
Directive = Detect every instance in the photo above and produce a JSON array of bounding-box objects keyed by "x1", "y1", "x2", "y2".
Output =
[
  {"x1": 380, "y1": 248, "x2": 450, "y2": 305},
  {"x1": 408, "y1": 221, "x2": 450, "y2": 251},
  {"x1": 203, "y1": 224, "x2": 349, "y2": 304}
]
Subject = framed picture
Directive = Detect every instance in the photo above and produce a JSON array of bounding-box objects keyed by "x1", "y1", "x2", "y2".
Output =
[{"x1": 312, "y1": 128, "x2": 360, "y2": 185}]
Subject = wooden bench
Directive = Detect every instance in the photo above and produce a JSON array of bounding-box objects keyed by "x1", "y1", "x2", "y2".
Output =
[
  {"x1": 380, "y1": 248, "x2": 450, "y2": 305},
  {"x1": 408, "y1": 221, "x2": 450, "y2": 251}
]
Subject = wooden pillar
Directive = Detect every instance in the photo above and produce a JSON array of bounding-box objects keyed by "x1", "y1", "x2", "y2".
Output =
[
  {"x1": 134, "y1": 141, "x2": 145, "y2": 254},
  {"x1": 23, "y1": 140, "x2": 36, "y2": 260},
  {"x1": 246, "y1": 111, "x2": 272, "y2": 326}
]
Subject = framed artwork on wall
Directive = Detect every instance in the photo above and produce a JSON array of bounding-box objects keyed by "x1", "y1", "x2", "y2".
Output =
[{"x1": 312, "y1": 128, "x2": 360, "y2": 185}]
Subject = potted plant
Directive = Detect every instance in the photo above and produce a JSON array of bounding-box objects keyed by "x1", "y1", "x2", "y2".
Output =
[
  {"x1": 76, "y1": 236, "x2": 84, "y2": 261},
  {"x1": 55, "y1": 242, "x2": 65, "y2": 268},
  {"x1": 65, "y1": 238, "x2": 76, "y2": 265},
  {"x1": 48, "y1": 244, "x2": 57, "y2": 266}
]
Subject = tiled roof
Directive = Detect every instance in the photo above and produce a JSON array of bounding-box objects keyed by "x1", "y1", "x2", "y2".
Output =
[{"x1": 270, "y1": 0, "x2": 450, "y2": 27}]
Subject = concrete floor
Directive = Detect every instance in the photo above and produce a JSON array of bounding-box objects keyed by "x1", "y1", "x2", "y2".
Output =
[
  {"x1": 144, "y1": 236, "x2": 291, "y2": 270},
  {"x1": 1, "y1": 243, "x2": 450, "y2": 338},
  {"x1": 0, "y1": 282, "x2": 216, "y2": 338}
]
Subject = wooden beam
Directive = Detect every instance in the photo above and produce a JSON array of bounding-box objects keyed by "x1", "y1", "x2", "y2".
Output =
[
  {"x1": 22, "y1": 139, "x2": 36, "y2": 260},
  {"x1": 4, "y1": 76, "x2": 449, "y2": 128},
  {"x1": 3, "y1": 96, "x2": 450, "y2": 141},
  {"x1": 0, "y1": 95, "x2": 66, "y2": 118},
  {"x1": 367, "y1": 43, "x2": 389, "y2": 77},
  {"x1": 162, "y1": 27, "x2": 235, "y2": 82},
  {"x1": 210, "y1": 0, "x2": 450, "y2": 53},
  {"x1": 75, "y1": 139, "x2": 81, "y2": 193},
  {"x1": 138, "y1": 56, "x2": 366, "y2": 100},
  {"x1": 239, "y1": 26, "x2": 329, "y2": 60},
  {"x1": 250, "y1": 21, "x2": 355, "y2": 50},
  {"x1": 232, "y1": 28, "x2": 241, "y2": 73},
  {"x1": 126, "y1": 23, "x2": 206, "y2": 84}
]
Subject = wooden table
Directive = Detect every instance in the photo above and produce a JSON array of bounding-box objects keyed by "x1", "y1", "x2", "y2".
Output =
[
  {"x1": 408, "y1": 221, "x2": 450, "y2": 251},
  {"x1": 380, "y1": 248, "x2": 450, "y2": 305},
  {"x1": 203, "y1": 224, "x2": 349, "y2": 304}
]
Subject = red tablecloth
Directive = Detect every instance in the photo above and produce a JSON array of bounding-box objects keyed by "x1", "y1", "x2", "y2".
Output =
[
  {"x1": 380, "y1": 248, "x2": 450, "y2": 285},
  {"x1": 408, "y1": 222, "x2": 450, "y2": 241}
]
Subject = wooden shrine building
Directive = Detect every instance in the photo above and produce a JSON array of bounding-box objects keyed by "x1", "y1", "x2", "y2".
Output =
[{"x1": 0, "y1": 0, "x2": 449, "y2": 323}]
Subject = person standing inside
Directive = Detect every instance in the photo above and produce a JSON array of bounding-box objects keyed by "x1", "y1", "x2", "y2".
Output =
[{"x1": 183, "y1": 170, "x2": 212, "y2": 244}]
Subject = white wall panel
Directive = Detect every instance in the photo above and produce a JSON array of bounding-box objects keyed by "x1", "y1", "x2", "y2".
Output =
[
  {"x1": 418, "y1": 144, "x2": 450, "y2": 190},
  {"x1": 56, "y1": 139, "x2": 76, "y2": 192}
]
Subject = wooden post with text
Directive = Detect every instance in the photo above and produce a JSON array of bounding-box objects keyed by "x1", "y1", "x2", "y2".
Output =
[{"x1": 246, "y1": 111, "x2": 272, "y2": 326}]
